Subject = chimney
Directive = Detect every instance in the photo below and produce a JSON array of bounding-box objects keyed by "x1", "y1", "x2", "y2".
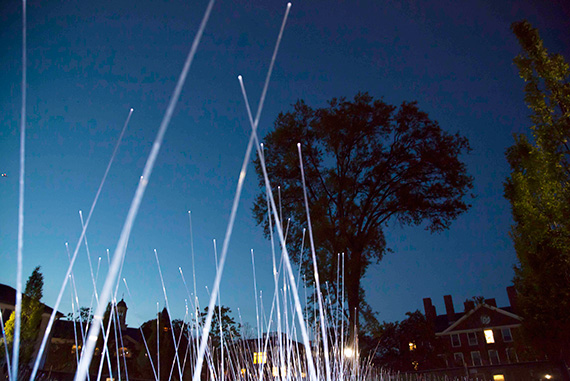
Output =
[
  {"x1": 444, "y1": 295, "x2": 455, "y2": 322},
  {"x1": 485, "y1": 298, "x2": 497, "y2": 307},
  {"x1": 464, "y1": 300, "x2": 475, "y2": 312},
  {"x1": 507, "y1": 286, "x2": 518, "y2": 313},
  {"x1": 423, "y1": 298, "x2": 436, "y2": 322}
]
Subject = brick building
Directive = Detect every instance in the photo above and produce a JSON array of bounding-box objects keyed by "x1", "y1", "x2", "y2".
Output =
[{"x1": 420, "y1": 287, "x2": 561, "y2": 380}]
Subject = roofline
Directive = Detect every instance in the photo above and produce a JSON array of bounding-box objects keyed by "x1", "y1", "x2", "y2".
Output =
[
  {"x1": 0, "y1": 285, "x2": 65, "y2": 318},
  {"x1": 436, "y1": 323, "x2": 521, "y2": 336},
  {"x1": 439, "y1": 303, "x2": 522, "y2": 334}
]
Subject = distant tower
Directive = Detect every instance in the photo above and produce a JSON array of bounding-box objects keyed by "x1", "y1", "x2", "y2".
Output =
[{"x1": 117, "y1": 299, "x2": 128, "y2": 330}]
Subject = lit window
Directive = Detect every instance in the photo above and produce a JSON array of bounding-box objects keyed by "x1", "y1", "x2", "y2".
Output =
[
  {"x1": 489, "y1": 349, "x2": 500, "y2": 365},
  {"x1": 493, "y1": 375, "x2": 505, "y2": 381},
  {"x1": 451, "y1": 333, "x2": 461, "y2": 347},
  {"x1": 240, "y1": 368, "x2": 246, "y2": 376},
  {"x1": 272, "y1": 366, "x2": 279, "y2": 377},
  {"x1": 412, "y1": 361, "x2": 419, "y2": 370},
  {"x1": 501, "y1": 328, "x2": 513, "y2": 342},
  {"x1": 471, "y1": 351, "x2": 482, "y2": 366},
  {"x1": 408, "y1": 342, "x2": 416, "y2": 351},
  {"x1": 484, "y1": 329, "x2": 495, "y2": 344},
  {"x1": 253, "y1": 352, "x2": 266, "y2": 364},
  {"x1": 71, "y1": 344, "x2": 82, "y2": 354},
  {"x1": 454, "y1": 352, "x2": 464, "y2": 366},
  {"x1": 467, "y1": 332, "x2": 478, "y2": 346}
]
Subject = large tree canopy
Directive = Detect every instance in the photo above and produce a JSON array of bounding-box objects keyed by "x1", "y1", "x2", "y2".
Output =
[
  {"x1": 253, "y1": 93, "x2": 473, "y2": 338},
  {"x1": 505, "y1": 20, "x2": 570, "y2": 378}
]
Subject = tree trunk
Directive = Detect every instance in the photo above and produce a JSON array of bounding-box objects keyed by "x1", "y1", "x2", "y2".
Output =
[{"x1": 346, "y1": 250, "x2": 362, "y2": 349}]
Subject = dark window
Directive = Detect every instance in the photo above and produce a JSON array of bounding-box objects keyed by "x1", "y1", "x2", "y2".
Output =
[
  {"x1": 489, "y1": 349, "x2": 500, "y2": 365},
  {"x1": 501, "y1": 328, "x2": 513, "y2": 342},
  {"x1": 454, "y1": 352, "x2": 465, "y2": 366},
  {"x1": 471, "y1": 351, "x2": 482, "y2": 366},
  {"x1": 467, "y1": 332, "x2": 478, "y2": 346},
  {"x1": 506, "y1": 348, "x2": 518, "y2": 363},
  {"x1": 451, "y1": 333, "x2": 461, "y2": 347}
]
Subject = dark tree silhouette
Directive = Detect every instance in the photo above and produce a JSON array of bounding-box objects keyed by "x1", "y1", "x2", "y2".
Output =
[
  {"x1": 253, "y1": 93, "x2": 473, "y2": 341},
  {"x1": 370, "y1": 310, "x2": 445, "y2": 372}
]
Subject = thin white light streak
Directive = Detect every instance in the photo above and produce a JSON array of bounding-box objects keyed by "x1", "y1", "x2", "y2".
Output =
[
  {"x1": 31, "y1": 108, "x2": 134, "y2": 381},
  {"x1": 191, "y1": 4, "x2": 291, "y2": 381},
  {"x1": 154, "y1": 249, "x2": 183, "y2": 380},
  {"x1": 298, "y1": 143, "x2": 332, "y2": 381},
  {"x1": 12, "y1": 0, "x2": 27, "y2": 377},
  {"x1": 75, "y1": 0, "x2": 215, "y2": 378}
]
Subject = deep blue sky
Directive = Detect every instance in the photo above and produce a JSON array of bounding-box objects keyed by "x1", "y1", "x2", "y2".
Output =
[{"x1": 1, "y1": 0, "x2": 569, "y2": 329}]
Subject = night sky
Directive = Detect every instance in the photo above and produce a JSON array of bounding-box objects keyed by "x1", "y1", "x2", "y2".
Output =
[{"x1": 1, "y1": 0, "x2": 569, "y2": 330}]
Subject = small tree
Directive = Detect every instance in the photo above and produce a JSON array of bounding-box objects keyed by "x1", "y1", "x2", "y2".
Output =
[
  {"x1": 199, "y1": 305, "x2": 241, "y2": 350},
  {"x1": 505, "y1": 20, "x2": 570, "y2": 379},
  {"x1": 1, "y1": 267, "x2": 44, "y2": 368},
  {"x1": 67, "y1": 306, "x2": 94, "y2": 323}
]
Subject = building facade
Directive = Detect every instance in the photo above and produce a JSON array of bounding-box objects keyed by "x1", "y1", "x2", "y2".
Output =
[{"x1": 420, "y1": 287, "x2": 561, "y2": 380}]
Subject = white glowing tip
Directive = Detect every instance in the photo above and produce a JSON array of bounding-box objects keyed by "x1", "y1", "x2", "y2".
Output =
[
  {"x1": 140, "y1": 176, "x2": 144, "y2": 180},
  {"x1": 238, "y1": 75, "x2": 242, "y2": 80},
  {"x1": 297, "y1": 142, "x2": 301, "y2": 147},
  {"x1": 287, "y1": 2, "x2": 292, "y2": 7},
  {"x1": 344, "y1": 347, "x2": 355, "y2": 358},
  {"x1": 130, "y1": 108, "x2": 134, "y2": 112}
]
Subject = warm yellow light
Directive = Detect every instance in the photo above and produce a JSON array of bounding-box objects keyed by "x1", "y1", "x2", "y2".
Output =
[
  {"x1": 409, "y1": 342, "x2": 416, "y2": 351},
  {"x1": 272, "y1": 366, "x2": 279, "y2": 377},
  {"x1": 493, "y1": 375, "x2": 505, "y2": 381},
  {"x1": 344, "y1": 347, "x2": 355, "y2": 358},
  {"x1": 484, "y1": 329, "x2": 495, "y2": 344},
  {"x1": 545, "y1": 375, "x2": 552, "y2": 380},
  {"x1": 241, "y1": 368, "x2": 246, "y2": 376},
  {"x1": 253, "y1": 352, "x2": 266, "y2": 364}
]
